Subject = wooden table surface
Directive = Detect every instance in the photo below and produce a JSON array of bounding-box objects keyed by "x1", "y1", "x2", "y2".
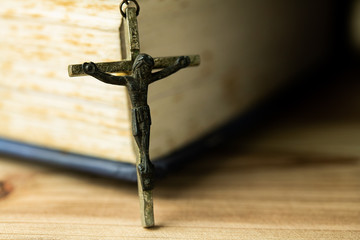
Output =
[
  {"x1": 1, "y1": 128, "x2": 359, "y2": 239},
  {"x1": 1, "y1": 76, "x2": 360, "y2": 239}
]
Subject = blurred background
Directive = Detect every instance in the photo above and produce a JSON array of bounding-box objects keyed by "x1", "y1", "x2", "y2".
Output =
[{"x1": 0, "y1": 0, "x2": 359, "y2": 172}]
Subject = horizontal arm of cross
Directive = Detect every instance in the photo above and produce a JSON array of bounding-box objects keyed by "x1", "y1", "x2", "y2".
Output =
[{"x1": 68, "y1": 55, "x2": 200, "y2": 77}]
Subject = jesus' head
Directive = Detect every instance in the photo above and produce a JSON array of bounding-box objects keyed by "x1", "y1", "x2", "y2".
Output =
[{"x1": 132, "y1": 54, "x2": 154, "y2": 79}]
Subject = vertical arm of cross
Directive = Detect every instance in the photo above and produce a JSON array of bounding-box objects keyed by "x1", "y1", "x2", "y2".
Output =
[
  {"x1": 125, "y1": 7, "x2": 155, "y2": 228},
  {"x1": 125, "y1": 7, "x2": 140, "y2": 61}
]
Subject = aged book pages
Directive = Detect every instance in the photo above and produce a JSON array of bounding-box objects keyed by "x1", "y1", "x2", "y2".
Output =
[
  {"x1": 0, "y1": 0, "x2": 336, "y2": 164},
  {"x1": 0, "y1": 1, "x2": 135, "y2": 162}
]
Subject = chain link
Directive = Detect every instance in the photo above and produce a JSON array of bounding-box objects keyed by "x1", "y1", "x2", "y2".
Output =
[{"x1": 120, "y1": 0, "x2": 140, "y2": 18}]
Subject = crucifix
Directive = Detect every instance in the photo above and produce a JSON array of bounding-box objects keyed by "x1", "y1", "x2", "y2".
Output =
[{"x1": 68, "y1": 0, "x2": 200, "y2": 228}]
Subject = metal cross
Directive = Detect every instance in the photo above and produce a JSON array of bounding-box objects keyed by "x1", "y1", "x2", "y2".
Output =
[{"x1": 68, "y1": 4, "x2": 200, "y2": 228}]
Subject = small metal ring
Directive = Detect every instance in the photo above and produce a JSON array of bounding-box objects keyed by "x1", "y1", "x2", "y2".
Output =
[{"x1": 120, "y1": 0, "x2": 140, "y2": 18}]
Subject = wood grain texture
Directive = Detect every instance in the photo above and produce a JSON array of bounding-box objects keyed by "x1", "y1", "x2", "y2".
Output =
[{"x1": 0, "y1": 119, "x2": 359, "y2": 239}]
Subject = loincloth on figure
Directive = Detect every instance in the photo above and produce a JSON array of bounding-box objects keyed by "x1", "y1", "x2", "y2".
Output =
[{"x1": 131, "y1": 105, "x2": 152, "y2": 136}]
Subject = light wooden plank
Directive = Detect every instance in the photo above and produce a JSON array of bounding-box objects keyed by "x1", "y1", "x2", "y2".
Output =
[
  {"x1": 0, "y1": 115, "x2": 359, "y2": 239},
  {"x1": 0, "y1": 148, "x2": 359, "y2": 239}
]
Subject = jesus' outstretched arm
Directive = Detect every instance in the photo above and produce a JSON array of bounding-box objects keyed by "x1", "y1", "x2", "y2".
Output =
[
  {"x1": 149, "y1": 56, "x2": 190, "y2": 84},
  {"x1": 82, "y1": 62, "x2": 128, "y2": 86}
]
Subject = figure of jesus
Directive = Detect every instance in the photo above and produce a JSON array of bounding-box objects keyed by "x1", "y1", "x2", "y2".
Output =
[{"x1": 82, "y1": 54, "x2": 190, "y2": 191}]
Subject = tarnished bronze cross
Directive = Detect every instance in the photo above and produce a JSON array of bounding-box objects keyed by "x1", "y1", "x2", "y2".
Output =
[{"x1": 68, "y1": 4, "x2": 200, "y2": 228}]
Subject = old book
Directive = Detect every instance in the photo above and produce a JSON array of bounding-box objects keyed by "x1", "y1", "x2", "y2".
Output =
[{"x1": 0, "y1": 0, "x2": 337, "y2": 180}]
